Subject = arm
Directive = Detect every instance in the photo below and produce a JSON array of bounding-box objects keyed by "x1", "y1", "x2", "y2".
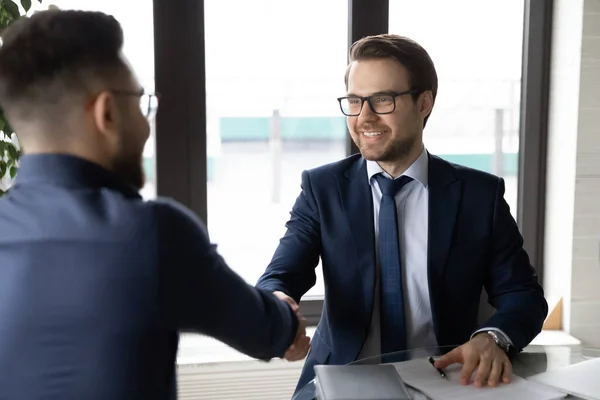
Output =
[
  {"x1": 435, "y1": 178, "x2": 548, "y2": 385},
  {"x1": 477, "y1": 178, "x2": 548, "y2": 352},
  {"x1": 155, "y1": 199, "x2": 299, "y2": 361},
  {"x1": 256, "y1": 170, "x2": 322, "y2": 304}
]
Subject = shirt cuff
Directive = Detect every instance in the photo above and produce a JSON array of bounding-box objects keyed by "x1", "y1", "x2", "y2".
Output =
[{"x1": 471, "y1": 327, "x2": 514, "y2": 346}]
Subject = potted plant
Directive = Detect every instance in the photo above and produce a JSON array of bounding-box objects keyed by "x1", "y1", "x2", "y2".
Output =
[{"x1": 0, "y1": 0, "x2": 43, "y2": 196}]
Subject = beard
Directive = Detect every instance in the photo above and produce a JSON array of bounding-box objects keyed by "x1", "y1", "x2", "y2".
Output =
[
  {"x1": 354, "y1": 131, "x2": 418, "y2": 163},
  {"x1": 113, "y1": 151, "x2": 145, "y2": 190},
  {"x1": 111, "y1": 131, "x2": 146, "y2": 191}
]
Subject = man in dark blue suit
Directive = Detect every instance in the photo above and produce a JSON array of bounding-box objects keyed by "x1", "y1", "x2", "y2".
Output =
[
  {"x1": 257, "y1": 34, "x2": 548, "y2": 393},
  {"x1": 0, "y1": 10, "x2": 308, "y2": 400}
]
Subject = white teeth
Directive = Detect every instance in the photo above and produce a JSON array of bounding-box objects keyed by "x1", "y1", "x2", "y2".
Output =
[{"x1": 364, "y1": 131, "x2": 383, "y2": 137}]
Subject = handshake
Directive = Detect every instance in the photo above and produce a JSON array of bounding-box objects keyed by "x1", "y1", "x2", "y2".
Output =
[{"x1": 274, "y1": 291, "x2": 311, "y2": 362}]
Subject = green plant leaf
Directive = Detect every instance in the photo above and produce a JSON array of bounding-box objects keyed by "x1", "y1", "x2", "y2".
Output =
[
  {"x1": 0, "y1": 160, "x2": 7, "y2": 178},
  {"x1": 3, "y1": 119, "x2": 13, "y2": 135},
  {"x1": 3, "y1": 1, "x2": 21, "y2": 20},
  {"x1": 0, "y1": 118, "x2": 4, "y2": 131},
  {"x1": 20, "y1": 0, "x2": 31, "y2": 12},
  {"x1": 6, "y1": 142, "x2": 18, "y2": 160},
  {"x1": 0, "y1": 140, "x2": 5, "y2": 156},
  {"x1": 9, "y1": 165, "x2": 17, "y2": 178}
]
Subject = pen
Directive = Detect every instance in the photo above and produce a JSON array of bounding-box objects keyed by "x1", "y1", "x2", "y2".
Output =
[{"x1": 428, "y1": 356, "x2": 447, "y2": 379}]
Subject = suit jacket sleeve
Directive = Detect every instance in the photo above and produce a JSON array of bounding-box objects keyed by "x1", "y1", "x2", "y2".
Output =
[
  {"x1": 154, "y1": 199, "x2": 298, "y2": 361},
  {"x1": 255, "y1": 170, "x2": 322, "y2": 303},
  {"x1": 480, "y1": 178, "x2": 548, "y2": 352}
]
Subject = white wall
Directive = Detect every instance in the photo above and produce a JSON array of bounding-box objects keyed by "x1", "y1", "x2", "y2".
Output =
[{"x1": 544, "y1": 0, "x2": 600, "y2": 345}]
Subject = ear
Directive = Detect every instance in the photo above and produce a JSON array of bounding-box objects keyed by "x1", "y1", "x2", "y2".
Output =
[
  {"x1": 91, "y1": 91, "x2": 119, "y2": 141},
  {"x1": 418, "y1": 90, "x2": 434, "y2": 121}
]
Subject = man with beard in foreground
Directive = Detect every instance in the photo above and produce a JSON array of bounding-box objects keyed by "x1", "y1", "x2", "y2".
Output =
[{"x1": 0, "y1": 9, "x2": 308, "y2": 400}]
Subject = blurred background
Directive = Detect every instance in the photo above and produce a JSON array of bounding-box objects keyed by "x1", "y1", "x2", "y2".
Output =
[{"x1": 4, "y1": 1, "x2": 599, "y2": 399}]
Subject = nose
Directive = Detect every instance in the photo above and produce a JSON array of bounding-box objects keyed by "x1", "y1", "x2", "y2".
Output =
[{"x1": 358, "y1": 100, "x2": 378, "y2": 122}]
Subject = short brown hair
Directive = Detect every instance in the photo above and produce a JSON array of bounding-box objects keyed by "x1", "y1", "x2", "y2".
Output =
[
  {"x1": 0, "y1": 9, "x2": 127, "y2": 121},
  {"x1": 345, "y1": 34, "x2": 438, "y2": 127}
]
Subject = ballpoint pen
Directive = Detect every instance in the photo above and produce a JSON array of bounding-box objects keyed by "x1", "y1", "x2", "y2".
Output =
[{"x1": 428, "y1": 356, "x2": 447, "y2": 379}]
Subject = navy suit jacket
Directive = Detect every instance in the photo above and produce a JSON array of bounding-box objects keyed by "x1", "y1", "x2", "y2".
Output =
[
  {"x1": 0, "y1": 154, "x2": 298, "y2": 400},
  {"x1": 256, "y1": 153, "x2": 548, "y2": 392}
]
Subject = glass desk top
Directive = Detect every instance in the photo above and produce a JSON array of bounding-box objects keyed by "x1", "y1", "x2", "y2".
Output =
[{"x1": 292, "y1": 344, "x2": 600, "y2": 400}]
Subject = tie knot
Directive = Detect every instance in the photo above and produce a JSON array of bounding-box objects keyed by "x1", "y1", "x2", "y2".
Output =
[{"x1": 374, "y1": 174, "x2": 413, "y2": 197}]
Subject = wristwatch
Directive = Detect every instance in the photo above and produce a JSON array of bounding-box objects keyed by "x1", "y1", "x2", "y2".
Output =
[{"x1": 486, "y1": 330, "x2": 511, "y2": 353}]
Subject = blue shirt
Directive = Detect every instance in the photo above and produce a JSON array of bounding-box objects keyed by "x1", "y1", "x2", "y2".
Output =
[{"x1": 0, "y1": 154, "x2": 297, "y2": 400}]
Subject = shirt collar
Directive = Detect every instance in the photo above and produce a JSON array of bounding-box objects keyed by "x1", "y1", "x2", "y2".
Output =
[
  {"x1": 366, "y1": 146, "x2": 429, "y2": 187},
  {"x1": 15, "y1": 153, "x2": 141, "y2": 199}
]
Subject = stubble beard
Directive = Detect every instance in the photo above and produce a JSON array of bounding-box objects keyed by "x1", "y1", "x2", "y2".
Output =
[{"x1": 355, "y1": 132, "x2": 418, "y2": 164}]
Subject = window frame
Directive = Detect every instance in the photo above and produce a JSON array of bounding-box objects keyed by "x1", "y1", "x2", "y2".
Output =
[{"x1": 153, "y1": 0, "x2": 551, "y2": 327}]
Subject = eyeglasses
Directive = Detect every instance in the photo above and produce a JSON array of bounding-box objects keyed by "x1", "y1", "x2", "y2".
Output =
[
  {"x1": 337, "y1": 89, "x2": 421, "y2": 116},
  {"x1": 111, "y1": 90, "x2": 160, "y2": 119}
]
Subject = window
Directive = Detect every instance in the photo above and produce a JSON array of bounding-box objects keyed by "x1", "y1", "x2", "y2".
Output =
[
  {"x1": 204, "y1": 0, "x2": 348, "y2": 297},
  {"x1": 389, "y1": 0, "x2": 525, "y2": 215},
  {"x1": 32, "y1": 1, "x2": 156, "y2": 199}
]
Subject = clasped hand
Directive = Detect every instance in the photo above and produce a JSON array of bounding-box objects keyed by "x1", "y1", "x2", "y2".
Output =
[
  {"x1": 434, "y1": 334, "x2": 512, "y2": 387},
  {"x1": 273, "y1": 291, "x2": 311, "y2": 361}
]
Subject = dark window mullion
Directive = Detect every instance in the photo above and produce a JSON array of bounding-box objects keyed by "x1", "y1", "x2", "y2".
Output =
[{"x1": 517, "y1": 0, "x2": 553, "y2": 280}]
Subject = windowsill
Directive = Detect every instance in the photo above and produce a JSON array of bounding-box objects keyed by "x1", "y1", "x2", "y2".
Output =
[
  {"x1": 177, "y1": 329, "x2": 581, "y2": 366},
  {"x1": 177, "y1": 327, "x2": 317, "y2": 366}
]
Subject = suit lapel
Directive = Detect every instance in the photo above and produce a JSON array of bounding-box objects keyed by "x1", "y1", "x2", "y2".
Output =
[
  {"x1": 336, "y1": 158, "x2": 376, "y2": 320},
  {"x1": 427, "y1": 154, "x2": 461, "y2": 338}
]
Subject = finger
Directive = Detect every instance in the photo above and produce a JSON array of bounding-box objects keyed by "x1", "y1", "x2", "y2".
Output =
[
  {"x1": 284, "y1": 344, "x2": 296, "y2": 358},
  {"x1": 474, "y1": 356, "x2": 492, "y2": 387},
  {"x1": 460, "y1": 355, "x2": 479, "y2": 386},
  {"x1": 294, "y1": 319, "x2": 307, "y2": 342},
  {"x1": 285, "y1": 337, "x2": 310, "y2": 361},
  {"x1": 274, "y1": 291, "x2": 299, "y2": 312},
  {"x1": 502, "y1": 360, "x2": 512, "y2": 383},
  {"x1": 293, "y1": 340, "x2": 311, "y2": 361},
  {"x1": 285, "y1": 335, "x2": 307, "y2": 359},
  {"x1": 284, "y1": 298, "x2": 299, "y2": 312},
  {"x1": 434, "y1": 348, "x2": 462, "y2": 369},
  {"x1": 487, "y1": 359, "x2": 503, "y2": 387}
]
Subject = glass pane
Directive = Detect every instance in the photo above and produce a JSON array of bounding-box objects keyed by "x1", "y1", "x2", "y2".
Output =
[
  {"x1": 31, "y1": 1, "x2": 156, "y2": 199},
  {"x1": 205, "y1": 0, "x2": 348, "y2": 298},
  {"x1": 389, "y1": 0, "x2": 524, "y2": 216}
]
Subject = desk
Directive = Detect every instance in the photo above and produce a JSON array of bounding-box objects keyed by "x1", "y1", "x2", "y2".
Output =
[{"x1": 292, "y1": 345, "x2": 600, "y2": 400}]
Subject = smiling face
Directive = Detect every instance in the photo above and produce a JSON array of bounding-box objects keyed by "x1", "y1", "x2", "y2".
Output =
[{"x1": 346, "y1": 58, "x2": 433, "y2": 168}]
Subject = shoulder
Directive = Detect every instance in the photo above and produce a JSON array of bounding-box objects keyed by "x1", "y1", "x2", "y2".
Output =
[
  {"x1": 430, "y1": 153, "x2": 502, "y2": 190},
  {"x1": 303, "y1": 153, "x2": 362, "y2": 181},
  {"x1": 145, "y1": 197, "x2": 209, "y2": 240}
]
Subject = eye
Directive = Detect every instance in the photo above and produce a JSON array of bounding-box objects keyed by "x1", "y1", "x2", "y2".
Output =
[{"x1": 373, "y1": 95, "x2": 393, "y2": 104}]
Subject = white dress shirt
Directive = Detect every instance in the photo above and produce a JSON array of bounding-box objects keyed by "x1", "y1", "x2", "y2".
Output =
[{"x1": 356, "y1": 147, "x2": 511, "y2": 360}]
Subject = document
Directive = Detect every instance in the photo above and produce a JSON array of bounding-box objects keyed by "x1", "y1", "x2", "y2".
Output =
[
  {"x1": 391, "y1": 359, "x2": 566, "y2": 400},
  {"x1": 529, "y1": 357, "x2": 600, "y2": 400}
]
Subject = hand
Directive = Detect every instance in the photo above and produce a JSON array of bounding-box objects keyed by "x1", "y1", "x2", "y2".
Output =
[
  {"x1": 273, "y1": 291, "x2": 310, "y2": 361},
  {"x1": 284, "y1": 313, "x2": 311, "y2": 361},
  {"x1": 434, "y1": 334, "x2": 512, "y2": 387},
  {"x1": 273, "y1": 291, "x2": 299, "y2": 313}
]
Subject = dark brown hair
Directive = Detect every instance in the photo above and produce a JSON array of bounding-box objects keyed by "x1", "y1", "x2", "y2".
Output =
[
  {"x1": 345, "y1": 34, "x2": 438, "y2": 127},
  {"x1": 0, "y1": 9, "x2": 127, "y2": 121}
]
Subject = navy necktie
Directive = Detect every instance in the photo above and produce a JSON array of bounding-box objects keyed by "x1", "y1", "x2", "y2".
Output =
[{"x1": 374, "y1": 173, "x2": 414, "y2": 357}]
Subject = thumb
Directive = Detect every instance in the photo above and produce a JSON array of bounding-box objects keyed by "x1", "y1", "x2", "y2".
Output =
[
  {"x1": 273, "y1": 291, "x2": 299, "y2": 312},
  {"x1": 434, "y1": 347, "x2": 462, "y2": 369},
  {"x1": 286, "y1": 299, "x2": 299, "y2": 313}
]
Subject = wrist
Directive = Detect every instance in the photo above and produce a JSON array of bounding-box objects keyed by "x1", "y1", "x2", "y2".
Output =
[
  {"x1": 474, "y1": 331, "x2": 495, "y2": 344},
  {"x1": 480, "y1": 330, "x2": 511, "y2": 353}
]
